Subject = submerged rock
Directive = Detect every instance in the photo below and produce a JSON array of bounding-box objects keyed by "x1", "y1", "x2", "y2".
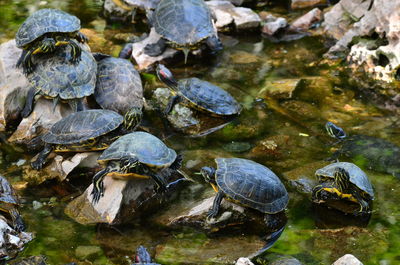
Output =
[
  {"x1": 333, "y1": 254, "x2": 363, "y2": 265},
  {"x1": 0, "y1": 216, "x2": 33, "y2": 260},
  {"x1": 259, "y1": 78, "x2": 303, "y2": 99},
  {"x1": 0, "y1": 40, "x2": 30, "y2": 131}
]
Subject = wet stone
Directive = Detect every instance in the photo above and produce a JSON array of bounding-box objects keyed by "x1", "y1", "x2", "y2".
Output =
[
  {"x1": 0, "y1": 216, "x2": 33, "y2": 260},
  {"x1": 259, "y1": 79, "x2": 303, "y2": 99},
  {"x1": 332, "y1": 254, "x2": 363, "y2": 265},
  {"x1": 255, "y1": 253, "x2": 304, "y2": 265},
  {"x1": 236, "y1": 257, "x2": 255, "y2": 265},
  {"x1": 75, "y1": 245, "x2": 103, "y2": 260},
  {"x1": 9, "y1": 255, "x2": 47, "y2": 265},
  {"x1": 289, "y1": 8, "x2": 322, "y2": 31},
  {"x1": 291, "y1": 0, "x2": 327, "y2": 10},
  {"x1": 262, "y1": 15, "x2": 288, "y2": 36}
]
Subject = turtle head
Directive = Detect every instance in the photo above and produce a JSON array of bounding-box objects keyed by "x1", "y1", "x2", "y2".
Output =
[
  {"x1": 334, "y1": 167, "x2": 350, "y2": 192},
  {"x1": 325, "y1": 121, "x2": 347, "y2": 140},
  {"x1": 200, "y1": 167, "x2": 216, "y2": 184},
  {"x1": 156, "y1": 64, "x2": 178, "y2": 90},
  {"x1": 123, "y1": 107, "x2": 142, "y2": 131}
]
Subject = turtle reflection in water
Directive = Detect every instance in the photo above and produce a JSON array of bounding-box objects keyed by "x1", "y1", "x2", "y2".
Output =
[
  {"x1": 0, "y1": 175, "x2": 25, "y2": 232},
  {"x1": 91, "y1": 132, "x2": 182, "y2": 203},
  {"x1": 312, "y1": 162, "x2": 374, "y2": 215},
  {"x1": 201, "y1": 158, "x2": 289, "y2": 228},
  {"x1": 326, "y1": 121, "x2": 400, "y2": 178}
]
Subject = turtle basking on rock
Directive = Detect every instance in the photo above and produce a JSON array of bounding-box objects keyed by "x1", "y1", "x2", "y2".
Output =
[{"x1": 15, "y1": 8, "x2": 88, "y2": 75}]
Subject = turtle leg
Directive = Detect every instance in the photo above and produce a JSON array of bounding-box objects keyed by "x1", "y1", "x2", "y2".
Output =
[
  {"x1": 32, "y1": 37, "x2": 56, "y2": 55},
  {"x1": 67, "y1": 39, "x2": 82, "y2": 64},
  {"x1": 16, "y1": 49, "x2": 35, "y2": 75},
  {"x1": 21, "y1": 87, "x2": 39, "y2": 118},
  {"x1": 169, "y1": 154, "x2": 183, "y2": 171},
  {"x1": 9, "y1": 208, "x2": 25, "y2": 232},
  {"x1": 148, "y1": 171, "x2": 168, "y2": 193},
  {"x1": 205, "y1": 35, "x2": 223, "y2": 53},
  {"x1": 208, "y1": 190, "x2": 225, "y2": 218},
  {"x1": 352, "y1": 192, "x2": 370, "y2": 214},
  {"x1": 123, "y1": 107, "x2": 143, "y2": 131},
  {"x1": 91, "y1": 167, "x2": 110, "y2": 204},
  {"x1": 75, "y1": 31, "x2": 89, "y2": 43},
  {"x1": 31, "y1": 143, "x2": 53, "y2": 170},
  {"x1": 164, "y1": 95, "x2": 182, "y2": 115},
  {"x1": 118, "y1": 43, "x2": 133, "y2": 59},
  {"x1": 68, "y1": 98, "x2": 85, "y2": 112},
  {"x1": 144, "y1": 38, "x2": 167, "y2": 57}
]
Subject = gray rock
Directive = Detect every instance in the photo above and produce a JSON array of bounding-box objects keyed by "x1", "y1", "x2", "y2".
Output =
[
  {"x1": 290, "y1": 8, "x2": 322, "y2": 31},
  {"x1": 236, "y1": 257, "x2": 255, "y2": 265},
  {"x1": 0, "y1": 40, "x2": 30, "y2": 131},
  {"x1": 332, "y1": 254, "x2": 363, "y2": 265},
  {"x1": 0, "y1": 216, "x2": 33, "y2": 260},
  {"x1": 291, "y1": 0, "x2": 327, "y2": 10},
  {"x1": 262, "y1": 15, "x2": 288, "y2": 36}
]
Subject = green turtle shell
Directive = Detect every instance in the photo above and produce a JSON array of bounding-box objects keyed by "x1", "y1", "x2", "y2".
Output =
[
  {"x1": 178, "y1": 78, "x2": 241, "y2": 115},
  {"x1": 16, "y1": 8, "x2": 81, "y2": 48},
  {"x1": 28, "y1": 46, "x2": 96, "y2": 100},
  {"x1": 215, "y1": 158, "x2": 289, "y2": 214},
  {"x1": 42, "y1": 110, "x2": 123, "y2": 145},
  {"x1": 153, "y1": 0, "x2": 215, "y2": 46},
  {"x1": 98, "y1": 131, "x2": 177, "y2": 168},
  {"x1": 0, "y1": 175, "x2": 18, "y2": 205},
  {"x1": 95, "y1": 57, "x2": 143, "y2": 114},
  {"x1": 315, "y1": 162, "x2": 374, "y2": 198}
]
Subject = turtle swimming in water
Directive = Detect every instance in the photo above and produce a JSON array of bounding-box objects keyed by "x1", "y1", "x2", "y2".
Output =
[
  {"x1": 312, "y1": 162, "x2": 374, "y2": 214},
  {"x1": 145, "y1": 0, "x2": 222, "y2": 63},
  {"x1": 31, "y1": 109, "x2": 141, "y2": 170},
  {"x1": 91, "y1": 131, "x2": 182, "y2": 203},
  {"x1": 200, "y1": 158, "x2": 289, "y2": 219},
  {"x1": 15, "y1": 8, "x2": 88, "y2": 75},
  {"x1": 325, "y1": 121, "x2": 400, "y2": 178},
  {"x1": 21, "y1": 46, "x2": 97, "y2": 118},
  {"x1": 156, "y1": 64, "x2": 241, "y2": 116},
  {"x1": 0, "y1": 175, "x2": 25, "y2": 232}
]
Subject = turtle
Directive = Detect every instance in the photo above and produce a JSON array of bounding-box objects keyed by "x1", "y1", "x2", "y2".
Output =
[
  {"x1": 156, "y1": 64, "x2": 241, "y2": 116},
  {"x1": 15, "y1": 8, "x2": 88, "y2": 75},
  {"x1": 133, "y1": 245, "x2": 160, "y2": 265},
  {"x1": 21, "y1": 46, "x2": 97, "y2": 118},
  {"x1": 0, "y1": 175, "x2": 25, "y2": 232},
  {"x1": 312, "y1": 162, "x2": 374, "y2": 214},
  {"x1": 94, "y1": 55, "x2": 143, "y2": 129},
  {"x1": 200, "y1": 158, "x2": 289, "y2": 219},
  {"x1": 31, "y1": 109, "x2": 141, "y2": 170},
  {"x1": 325, "y1": 121, "x2": 400, "y2": 178},
  {"x1": 91, "y1": 131, "x2": 182, "y2": 203},
  {"x1": 144, "y1": 0, "x2": 223, "y2": 63}
]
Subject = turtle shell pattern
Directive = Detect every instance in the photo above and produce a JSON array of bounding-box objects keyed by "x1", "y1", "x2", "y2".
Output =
[
  {"x1": 153, "y1": 0, "x2": 215, "y2": 46},
  {"x1": 0, "y1": 175, "x2": 18, "y2": 205},
  {"x1": 315, "y1": 162, "x2": 374, "y2": 198},
  {"x1": 215, "y1": 158, "x2": 289, "y2": 214},
  {"x1": 95, "y1": 57, "x2": 143, "y2": 114},
  {"x1": 98, "y1": 131, "x2": 177, "y2": 168},
  {"x1": 42, "y1": 110, "x2": 123, "y2": 145},
  {"x1": 28, "y1": 47, "x2": 96, "y2": 99},
  {"x1": 179, "y1": 78, "x2": 241, "y2": 115},
  {"x1": 16, "y1": 8, "x2": 80, "y2": 48}
]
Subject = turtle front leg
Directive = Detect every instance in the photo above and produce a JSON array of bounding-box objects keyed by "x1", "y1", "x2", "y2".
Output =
[
  {"x1": 31, "y1": 143, "x2": 53, "y2": 170},
  {"x1": 144, "y1": 38, "x2": 167, "y2": 57},
  {"x1": 208, "y1": 190, "x2": 225, "y2": 219},
  {"x1": 91, "y1": 167, "x2": 110, "y2": 204},
  {"x1": 21, "y1": 86, "x2": 38, "y2": 118},
  {"x1": 16, "y1": 49, "x2": 35, "y2": 75},
  {"x1": 164, "y1": 95, "x2": 182, "y2": 115},
  {"x1": 32, "y1": 37, "x2": 56, "y2": 55},
  {"x1": 75, "y1": 31, "x2": 89, "y2": 43},
  {"x1": 9, "y1": 208, "x2": 25, "y2": 232},
  {"x1": 67, "y1": 39, "x2": 82, "y2": 64},
  {"x1": 205, "y1": 35, "x2": 223, "y2": 53},
  {"x1": 148, "y1": 171, "x2": 168, "y2": 193}
]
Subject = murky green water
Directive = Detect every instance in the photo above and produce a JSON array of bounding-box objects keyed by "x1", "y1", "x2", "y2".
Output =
[{"x1": 1, "y1": 0, "x2": 400, "y2": 264}]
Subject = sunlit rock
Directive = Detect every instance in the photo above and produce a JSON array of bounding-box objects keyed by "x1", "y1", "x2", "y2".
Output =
[
  {"x1": 289, "y1": 8, "x2": 322, "y2": 31},
  {"x1": 332, "y1": 254, "x2": 363, "y2": 265},
  {"x1": 0, "y1": 216, "x2": 33, "y2": 260},
  {"x1": 261, "y1": 15, "x2": 288, "y2": 36},
  {"x1": 102, "y1": 0, "x2": 160, "y2": 23},
  {"x1": 236, "y1": 257, "x2": 255, "y2": 265},
  {"x1": 0, "y1": 40, "x2": 30, "y2": 131}
]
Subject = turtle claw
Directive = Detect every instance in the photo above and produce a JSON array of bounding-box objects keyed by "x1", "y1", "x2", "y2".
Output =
[
  {"x1": 91, "y1": 183, "x2": 104, "y2": 204},
  {"x1": 31, "y1": 159, "x2": 45, "y2": 170}
]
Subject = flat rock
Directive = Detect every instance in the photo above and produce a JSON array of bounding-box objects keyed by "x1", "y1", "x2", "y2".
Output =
[
  {"x1": 290, "y1": 8, "x2": 322, "y2": 31},
  {"x1": 0, "y1": 39, "x2": 30, "y2": 131},
  {"x1": 291, "y1": 0, "x2": 327, "y2": 10},
  {"x1": 332, "y1": 254, "x2": 363, "y2": 265},
  {"x1": 130, "y1": 28, "x2": 180, "y2": 71}
]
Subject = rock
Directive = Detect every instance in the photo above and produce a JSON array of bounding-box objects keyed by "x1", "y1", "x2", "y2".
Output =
[
  {"x1": 130, "y1": 28, "x2": 180, "y2": 71},
  {"x1": 230, "y1": 50, "x2": 260, "y2": 64},
  {"x1": 9, "y1": 255, "x2": 47, "y2": 265},
  {"x1": 254, "y1": 253, "x2": 304, "y2": 265},
  {"x1": 79, "y1": 28, "x2": 115, "y2": 55},
  {"x1": 259, "y1": 78, "x2": 303, "y2": 99},
  {"x1": 0, "y1": 216, "x2": 33, "y2": 260},
  {"x1": 102, "y1": 0, "x2": 160, "y2": 22},
  {"x1": 0, "y1": 40, "x2": 30, "y2": 131},
  {"x1": 291, "y1": 0, "x2": 327, "y2": 10},
  {"x1": 75, "y1": 245, "x2": 103, "y2": 260},
  {"x1": 262, "y1": 15, "x2": 288, "y2": 36},
  {"x1": 236, "y1": 257, "x2": 255, "y2": 265},
  {"x1": 332, "y1": 254, "x2": 363, "y2": 265},
  {"x1": 206, "y1": 1, "x2": 261, "y2": 32},
  {"x1": 289, "y1": 8, "x2": 322, "y2": 31},
  {"x1": 8, "y1": 98, "x2": 73, "y2": 146}
]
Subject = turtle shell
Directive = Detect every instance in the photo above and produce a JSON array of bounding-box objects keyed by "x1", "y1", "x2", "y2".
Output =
[
  {"x1": 153, "y1": 0, "x2": 215, "y2": 46},
  {"x1": 42, "y1": 110, "x2": 123, "y2": 145},
  {"x1": 315, "y1": 162, "x2": 374, "y2": 198},
  {"x1": 98, "y1": 131, "x2": 177, "y2": 168},
  {"x1": 0, "y1": 175, "x2": 18, "y2": 205},
  {"x1": 215, "y1": 158, "x2": 289, "y2": 214},
  {"x1": 16, "y1": 8, "x2": 81, "y2": 48},
  {"x1": 95, "y1": 57, "x2": 143, "y2": 114},
  {"x1": 28, "y1": 46, "x2": 96, "y2": 100},
  {"x1": 178, "y1": 78, "x2": 241, "y2": 115}
]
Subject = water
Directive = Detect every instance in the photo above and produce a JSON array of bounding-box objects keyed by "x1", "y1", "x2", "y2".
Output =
[{"x1": 1, "y1": 0, "x2": 400, "y2": 264}]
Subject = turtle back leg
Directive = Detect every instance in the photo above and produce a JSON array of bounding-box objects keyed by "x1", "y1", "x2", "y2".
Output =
[
  {"x1": 9, "y1": 208, "x2": 25, "y2": 232},
  {"x1": 21, "y1": 86, "x2": 39, "y2": 118},
  {"x1": 208, "y1": 190, "x2": 225, "y2": 219},
  {"x1": 164, "y1": 95, "x2": 182, "y2": 115},
  {"x1": 205, "y1": 35, "x2": 223, "y2": 53},
  {"x1": 144, "y1": 38, "x2": 167, "y2": 57},
  {"x1": 31, "y1": 143, "x2": 53, "y2": 170}
]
